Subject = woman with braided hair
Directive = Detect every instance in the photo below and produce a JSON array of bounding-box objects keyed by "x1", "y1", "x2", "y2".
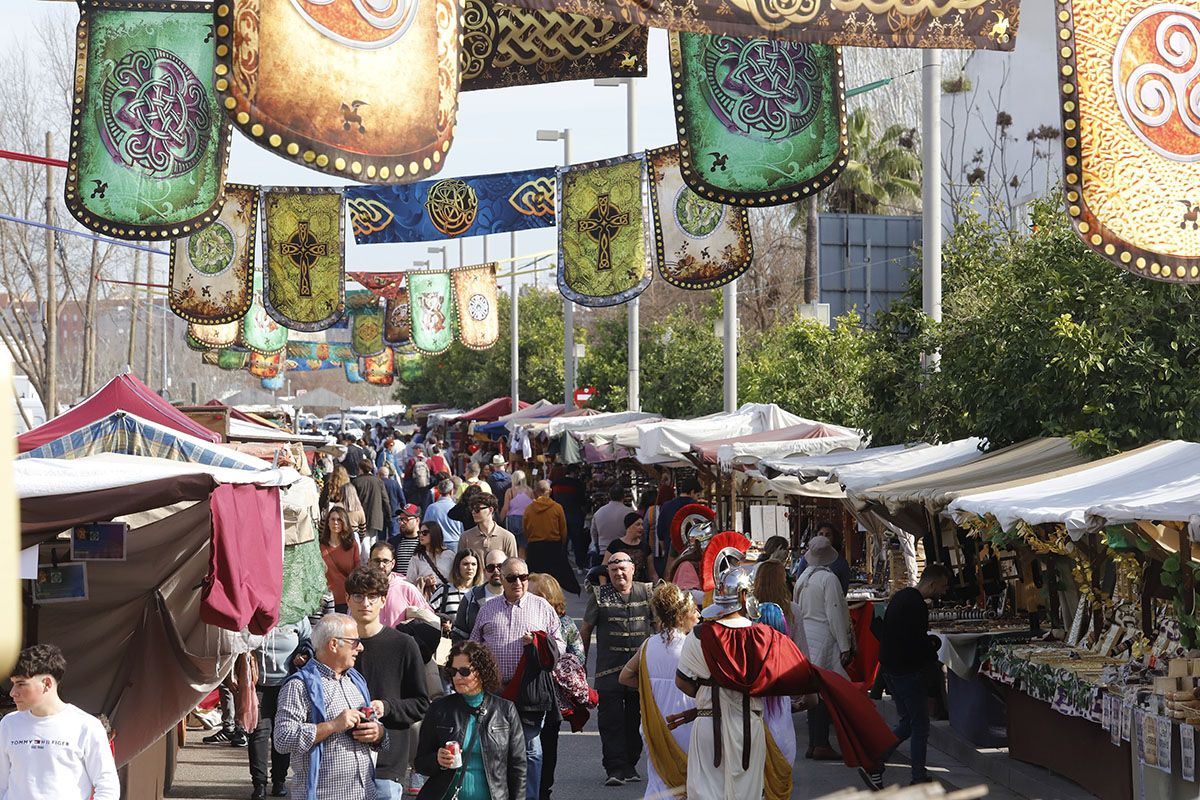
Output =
[{"x1": 618, "y1": 583, "x2": 700, "y2": 799}]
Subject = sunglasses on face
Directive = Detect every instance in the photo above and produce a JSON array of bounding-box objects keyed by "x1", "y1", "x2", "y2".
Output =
[
  {"x1": 504, "y1": 573, "x2": 530, "y2": 584},
  {"x1": 485, "y1": 563, "x2": 504, "y2": 572},
  {"x1": 335, "y1": 637, "x2": 363, "y2": 649},
  {"x1": 447, "y1": 666, "x2": 476, "y2": 678}
]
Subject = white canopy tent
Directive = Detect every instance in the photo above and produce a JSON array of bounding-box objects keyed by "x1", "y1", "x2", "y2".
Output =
[
  {"x1": 763, "y1": 443, "x2": 928, "y2": 481},
  {"x1": 544, "y1": 410, "x2": 660, "y2": 439},
  {"x1": 634, "y1": 403, "x2": 810, "y2": 465},
  {"x1": 835, "y1": 438, "x2": 987, "y2": 502},
  {"x1": 16, "y1": 451, "x2": 299, "y2": 497}
]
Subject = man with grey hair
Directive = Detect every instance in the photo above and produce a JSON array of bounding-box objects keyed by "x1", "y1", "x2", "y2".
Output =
[
  {"x1": 275, "y1": 613, "x2": 386, "y2": 799},
  {"x1": 422, "y1": 477, "x2": 463, "y2": 550}
]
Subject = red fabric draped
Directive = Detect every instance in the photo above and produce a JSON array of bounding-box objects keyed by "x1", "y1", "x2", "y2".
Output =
[
  {"x1": 501, "y1": 630, "x2": 554, "y2": 702},
  {"x1": 698, "y1": 621, "x2": 897, "y2": 769},
  {"x1": 202, "y1": 483, "x2": 283, "y2": 634},
  {"x1": 846, "y1": 602, "x2": 881, "y2": 692}
]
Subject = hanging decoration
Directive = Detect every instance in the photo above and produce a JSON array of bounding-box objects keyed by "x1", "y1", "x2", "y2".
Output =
[
  {"x1": 647, "y1": 145, "x2": 753, "y2": 289},
  {"x1": 348, "y1": 271, "x2": 407, "y2": 300},
  {"x1": 262, "y1": 188, "x2": 345, "y2": 331},
  {"x1": 261, "y1": 374, "x2": 286, "y2": 391},
  {"x1": 170, "y1": 184, "x2": 258, "y2": 324},
  {"x1": 496, "y1": 0, "x2": 1021, "y2": 49},
  {"x1": 214, "y1": 0, "x2": 461, "y2": 183},
  {"x1": 1057, "y1": 0, "x2": 1200, "y2": 282},
  {"x1": 204, "y1": 347, "x2": 250, "y2": 370},
  {"x1": 669, "y1": 34, "x2": 847, "y2": 207},
  {"x1": 408, "y1": 270, "x2": 456, "y2": 355},
  {"x1": 285, "y1": 341, "x2": 356, "y2": 371},
  {"x1": 557, "y1": 153, "x2": 651, "y2": 307},
  {"x1": 186, "y1": 328, "x2": 212, "y2": 351},
  {"x1": 385, "y1": 290, "x2": 412, "y2": 344},
  {"x1": 453, "y1": 264, "x2": 500, "y2": 349},
  {"x1": 65, "y1": 0, "x2": 232, "y2": 239},
  {"x1": 363, "y1": 347, "x2": 396, "y2": 386},
  {"x1": 189, "y1": 320, "x2": 238, "y2": 348},
  {"x1": 249, "y1": 349, "x2": 284, "y2": 378},
  {"x1": 460, "y1": 0, "x2": 646, "y2": 90},
  {"x1": 239, "y1": 269, "x2": 288, "y2": 355},
  {"x1": 351, "y1": 301, "x2": 387, "y2": 358},
  {"x1": 344, "y1": 360, "x2": 366, "y2": 383},
  {"x1": 345, "y1": 167, "x2": 556, "y2": 244}
]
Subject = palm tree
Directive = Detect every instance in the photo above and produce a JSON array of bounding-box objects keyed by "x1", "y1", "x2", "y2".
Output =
[{"x1": 826, "y1": 106, "x2": 922, "y2": 215}]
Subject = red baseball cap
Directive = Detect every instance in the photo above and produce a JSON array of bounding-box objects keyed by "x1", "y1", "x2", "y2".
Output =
[{"x1": 398, "y1": 504, "x2": 421, "y2": 518}]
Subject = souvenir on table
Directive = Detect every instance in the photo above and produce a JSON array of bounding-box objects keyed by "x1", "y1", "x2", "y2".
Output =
[
  {"x1": 285, "y1": 341, "x2": 356, "y2": 371},
  {"x1": 169, "y1": 184, "x2": 257, "y2": 324},
  {"x1": 497, "y1": 0, "x2": 1022, "y2": 49},
  {"x1": 239, "y1": 270, "x2": 288, "y2": 355},
  {"x1": 385, "y1": 290, "x2": 412, "y2": 344},
  {"x1": 249, "y1": 349, "x2": 284, "y2": 378},
  {"x1": 261, "y1": 374, "x2": 285, "y2": 391},
  {"x1": 647, "y1": 145, "x2": 753, "y2": 289},
  {"x1": 214, "y1": 0, "x2": 460, "y2": 183},
  {"x1": 557, "y1": 153, "x2": 650, "y2": 307},
  {"x1": 345, "y1": 168, "x2": 556, "y2": 245},
  {"x1": 262, "y1": 188, "x2": 345, "y2": 331},
  {"x1": 351, "y1": 302, "x2": 386, "y2": 358},
  {"x1": 453, "y1": 264, "x2": 500, "y2": 349},
  {"x1": 363, "y1": 347, "x2": 396, "y2": 386},
  {"x1": 408, "y1": 271, "x2": 456, "y2": 355},
  {"x1": 344, "y1": 359, "x2": 365, "y2": 383},
  {"x1": 1058, "y1": 0, "x2": 1200, "y2": 282},
  {"x1": 189, "y1": 320, "x2": 238, "y2": 348},
  {"x1": 669, "y1": 33, "x2": 847, "y2": 206},
  {"x1": 460, "y1": 0, "x2": 646, "y2": 90},
  {"x1": 65, "y1": 0, "x2": 231, "y2": 239}
]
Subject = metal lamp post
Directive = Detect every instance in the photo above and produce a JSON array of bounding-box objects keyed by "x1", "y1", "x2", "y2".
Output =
[{"x1": 536, "y1": 128, "x2": 574, "y2": 408}]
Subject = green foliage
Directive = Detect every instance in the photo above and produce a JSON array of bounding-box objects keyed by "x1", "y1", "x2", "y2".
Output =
[
  {"x1": 576, "y1": 314, "x2": 628, "y2": 412},
  {"x1": 827, "y1": 106, "x2": 922, "y2": 215}
]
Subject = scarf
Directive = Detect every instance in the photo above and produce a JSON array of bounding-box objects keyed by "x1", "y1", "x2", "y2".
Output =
[
  {"x1": 283, "y1": 660, "x2": 373, "y2": 800},
  {"x1": 637, "y1": 641, "x2": 688, "y2": 793}
]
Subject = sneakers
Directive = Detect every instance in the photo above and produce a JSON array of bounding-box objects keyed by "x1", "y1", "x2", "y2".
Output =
[
  {"x1": 270, "y1": 783, "x2": 289, "y2": 797},
  {"x1": 622, "y1": 769, "x2": 642, "y2": 783},
  {"x1": 603, "y1": 775, "x2": 625, "y2": 787},
  {"x1": 229, "y1": 730, "x2": 249, "y2": 747},
  {"x1": 857, "y1": 767, "x2": 885, "y2": 792},
  {"x1": 202, "y1": 729, "x2": 235, "y2": 744},
  {"x1": 251, "y1": 785, "x2": 267, "y2": 800}
]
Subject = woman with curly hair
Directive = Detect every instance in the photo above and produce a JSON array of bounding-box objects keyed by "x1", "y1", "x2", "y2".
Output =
[
  {"x1": 414, "y1": 641, "x2": 526, "y2": 800},
  {"x1": 319, "y1": 507, "x2": 359, "y2": 612},
  {"x1": 618, "y1": 583, "x2": 699, "y2": 800}
]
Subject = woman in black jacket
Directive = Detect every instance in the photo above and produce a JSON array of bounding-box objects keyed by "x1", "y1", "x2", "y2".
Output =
[{"x1": 414, "y1": 641, "x2": 526, "y2": 800}]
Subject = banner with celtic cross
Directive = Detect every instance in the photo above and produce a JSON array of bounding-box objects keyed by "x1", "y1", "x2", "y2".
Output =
[
  {"x1": 239, "y1": 268, "x2": 289, "y2": 355},
  {"x1": 262, "y1": 188, "x2": 345, "y2": 331},
  {"x1": 214, "y1": 0, "x2": 460, "y2": 183},
  {"x1": 408, "y1": 271, "x2": 456, "y2": 355},
  {"x1": 453, "y1": 264, "x2": 500, "y2": 350},
  {"x1": 170, "y1": 184, "x2": 258, "y2": 325},
  {"x1": 65, "y1": 0, "x2": 232, "y2": 240},
  {"x1": 647, "y1": 146, "x2": 753, "y2": 289},
  {"x1": 460, "y1": 0, "x2": 647, "y2": 91},
  {"x1": 1058, "y1": 0, "x2": 1200, "y2": 282},
  {"x1": 669, "y1": 33, "x2": 847, "y2": 207},
  {"x1": 557, "y1": 153, "x2": 651, "y2": 307},
  {"x1": 344, "y1": 168, "x2": 557, "y2": 245}
]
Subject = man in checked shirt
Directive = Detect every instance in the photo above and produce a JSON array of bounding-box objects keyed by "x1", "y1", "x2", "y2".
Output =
[
  {"x1": 471, "y1": 557, "x2": 565, "y2": 800},
  {"x1": 275, "y1": 613, "x2": 387, "y2": 800}
]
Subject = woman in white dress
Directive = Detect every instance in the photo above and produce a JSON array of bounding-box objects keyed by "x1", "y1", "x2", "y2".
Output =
[{"x1": 619, "y1": 583, "x2": 699, "y2": 800}]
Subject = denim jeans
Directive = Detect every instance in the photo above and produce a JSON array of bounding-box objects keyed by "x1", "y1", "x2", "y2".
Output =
[
  {"x1": 882, "y1": 670, "x2": 930, "y2": 783},
  {"x1": 374, "y1": 778, "x2": 406, "y2": 800},
  {"x1": 522, "y1": 714, "x2": 545, "y2": 800}
]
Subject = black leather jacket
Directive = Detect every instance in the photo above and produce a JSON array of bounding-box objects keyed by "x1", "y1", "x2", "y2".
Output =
[{"x1": 414, "y1": 692, "x2": 526, "y2": 800}]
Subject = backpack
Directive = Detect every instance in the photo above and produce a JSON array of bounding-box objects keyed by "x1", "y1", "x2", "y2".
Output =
[{"x1": 413, "y1": 458, "x2": 431, "y2": 488}]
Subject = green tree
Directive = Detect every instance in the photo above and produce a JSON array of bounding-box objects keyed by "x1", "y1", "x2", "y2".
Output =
[
  {"x1": 576, "y1": 313, "x2": 628, "y2": 412},
  {"x1": 826, "y1": 106, "x2": 922, "y2": 215}
]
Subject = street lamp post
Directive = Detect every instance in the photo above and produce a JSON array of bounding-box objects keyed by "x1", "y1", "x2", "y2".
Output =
[
  {"x1": 922, "y1": 49, "x2": 942, "y2": 370},
  {"x1": 427, "y1": 246, "x2": 447, "y2": 270},
  {"x1": 510, "y1": 231, "x2": 519, "y2": 414},
  {"x1": 536, "y1": 127, "x2": 573, "y2": 409}
]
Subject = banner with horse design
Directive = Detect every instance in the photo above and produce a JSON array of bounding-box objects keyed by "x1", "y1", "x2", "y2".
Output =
[
  {"x1": 345, "y1": 168, "x2": 556, "y2": 244},
  {"x1": 363, "y1": 348, "x2": 396, "y2": 386},
  {"x1": 351, "y1": 301, "x2": 387, "y2": 358},
  {"x1": 408, "y1": 271, "x2": 456, "y2": 354},
  {"x1": 189, "y1": 320, "x2": 238, "y2": 348},
  {"x1": 170, "y1": 184, "x2": 258, "y2": 324},
  {"x1": 214, "y1": 0, "x2": 460, "y2": 183},
  {"x1": 385, "y1": 290, "x2": 412, "y2": 344},
  {"x1": 1058, "y1": 0, "x2": 1200, "y2": 282},
  {"x1": 495, "y1": 0, "x2": 1021, "y2": 49},
  {"x1": 239, "y1": 269, "x2": 288, "y2": 355},
  {"x1": 557, "y1": 153, "x2": 650, "y2": 307},
  {"x1": 647, "y1": 146, "x2": 753, "y2": 289},
  {"x1": 453, "y1": 264, "x2": 500, "y2": 349},
  {"x1": 262, "y1": 188, "x2": 345, "y2": 331},
  {"x1": 461, "y1": 0, "x2": 646, "y2": 90},
  {"x1": 249, "y1": 349, "x2": 284, "y2": 378},
  {"x1": 66, "y1": 0, "x2": 231, "y2": 240},
  {"x1": 285, "y1": 341, "x2": 356, "y2": 371},
  {"x1": 669, "y1": 33, "x2": 846, "y2": 207}
]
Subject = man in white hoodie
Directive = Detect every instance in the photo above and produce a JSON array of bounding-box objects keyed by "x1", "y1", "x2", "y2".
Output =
[{"x1": 0, "y1": 643, "x2": 119, "y2": 799}]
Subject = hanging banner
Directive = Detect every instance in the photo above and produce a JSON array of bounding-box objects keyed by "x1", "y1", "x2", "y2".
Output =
[
  {"x1": 385, "y1": 290, "x2": 412, "y2": 344},
  {"x1": 348, "y1": 272, "x2": 407, "y2": 300},
  {"x1": 363, "y1": 348, "x2": 396, "y2": 386},
  {"x1": 169, "y1": 184, "x2": 257, "y2": 324},
  {"x1": 1058, "y1": 0, "x2": 1200, "y2": 282},
  {"x1": 669, "y1": 33, "x2": 847, "y2": 207},
  {"x1": 461, "y1": 0, "x2": 646, "y2": 90},
  {"x1": 408, "y1": 271, "x2": 456, "y2": 355},
  {"x1": 351, "y1": 302, "x2": 387, "y2": 358},
  {"x1": 261, "y1": 374, "x2": 286, "y2": 391},
  {"x1": 262, "y1": 188, "x2": 345, "y2": 331},
  {"x1": 557, "y1": 153, "x2": 650, "y2": 307},
  {"x1": 239, "y1": 269, "x2": 288, "y2": 355},
  {"x1": 186, "y1": 328, "x2": 213, "y2": 351},
  {"x1": 189, "y1": 320, "x2": 238, "y2": 348},
  {"x1": 214, "y1": 0, "x2": 460, "y2": 183},
  {"x1": 345, "y1": 167, "x2": 556, "y2": 244},
  {"x1": 204, "y1": 347, "x2": 250, "y2": 370},
  {"x1": 65, "y1": 0, "x2": 232, "y2": 240},
  {"x1": 249, "y1": 350, "x2": 284, "y2": 378},
  {"x1": 647, "y1": 145, "x2": 753, "y2": 289},
  {"x1": 496, "y1": 0, "x2": 1021, "y2": 49},
  {"x1": 285, "y1": 341, "x2": 356, "y2": 371},
  {"x1": 344, "y1": 360, "x2": 366, "y2": 383},
  {"x1": 453, "y1": 264, "x2": 500, "y2": 349}
]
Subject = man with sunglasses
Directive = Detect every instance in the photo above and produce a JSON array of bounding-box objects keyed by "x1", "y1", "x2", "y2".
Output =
[
  {"x1": 470, "y1": 558, "x2": 565, "y2": 800},
  {"x1": 458, "y1": 493, "x2": 518, "y2": 558},
  {"x1": 451, "y1": 549, "x2": 509, "y2": 641}
]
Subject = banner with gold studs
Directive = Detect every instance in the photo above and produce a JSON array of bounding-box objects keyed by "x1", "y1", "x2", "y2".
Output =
[
  {"x1": 453, "y1": 264, "x2": 500, "y2": 349},
  {"x1": 65, "y1": 0, "x2": 231, "y2": 240},
  {"x1": 189, "y1": 320, "x2": 238, "y2": 348},
  {"x1": 351, "y1": 301, "x2": 387, "y2": 358},
  {"x1": 408, "y1": 270, "x2": 456, "y2": 355},
  {"x1": 249, "y1": 349, "x2": 284, "y2": 378},
  {"x1": 1058, "y1": 0, "x2": 1200, "y2": 282},
  {"x1": 214, "y1": 0, "x2": 460, "y2": 183},
  {"x1": 239, "y1": 269, "x2": 288, "y2": 355},
  {"x1": 363, "y1": 348, "x2": 396, "y2": 386},
  {"x1": 262, "y1": 187, "x2": 345, "y2": 331},
  {"x1": 170, "y1": 184, "x2": 258, "y2": 325},
  {"x1": 460, "y1": 0, "x2": 646, "y2": 90},
  {"x1": 385, "y1": 290, "x2": 412, "y2": 344}
]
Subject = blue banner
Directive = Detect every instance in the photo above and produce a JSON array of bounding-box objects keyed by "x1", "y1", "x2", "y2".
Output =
[{"x1": 345, "y1": 168, "x2": 556, "y2": 245}]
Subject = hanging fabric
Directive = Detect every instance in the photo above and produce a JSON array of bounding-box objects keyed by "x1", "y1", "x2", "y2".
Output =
[
  {"x1": 285, "y1": 341, "x2": 356, "y2": 371},
  {"x1": 363, "y1": 348, "x2": 396, "y2": 386},
  {"x1": 214, "y1": 0, "x2": 461, "y2": 183},
  {"x1": 190, "y1": 320, "x2": 238, "y2": 348},
  {"x1": 239, "y1": 269, "x2": 288, "y2": 355},
  {"x1": 262, "y1": 187, "x2": 345, "y2": 331},
  {"x1": 204, "y1": 347, "x2": 250, "y2": 371},
  {"x1": 261, "y1": 374, "x2": 286, "y2": 391},
  {"x1": 65, "y1": 0, "x2": 231, "y2": 240},
  {"x1": 347, "y1": 271, "x2": 407, "y2": 301},
  {"x1": 408, "y1": 271, "x2": 456, "y2": 355},
  {"x1": 170, "y1": 184, "x2": 258, "y2": 324},
  {"x1": 344, "y1": 360, "x2": 366, "y2": 383},
  {"x1": 249, "y1": 350, "x2": 284, "y2": 378},
  {"x1": 453, "y1": 264, "x2": 500, "y2": 350},
  {"x1": 351, "y1": 301, "x2": 387, "y2": 358},
  {"x1": 384, "y1": 289, "x2": 412, "y2": 345}
]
